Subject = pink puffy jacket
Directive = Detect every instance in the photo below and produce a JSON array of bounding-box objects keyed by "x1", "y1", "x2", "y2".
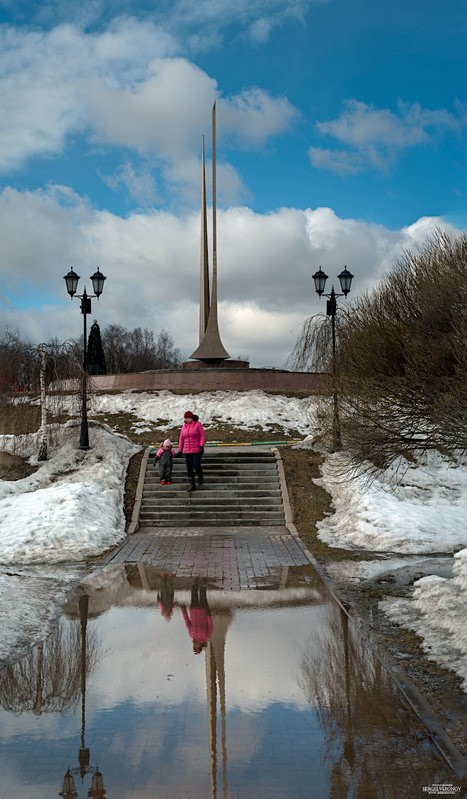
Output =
[{"x1": 178, "y1": 420, "x2": 206, "y2": 455}]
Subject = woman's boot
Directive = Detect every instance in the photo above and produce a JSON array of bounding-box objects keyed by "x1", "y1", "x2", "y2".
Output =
[{"x1": 186, "y1": 477, "x2": 196, "y2": 492}]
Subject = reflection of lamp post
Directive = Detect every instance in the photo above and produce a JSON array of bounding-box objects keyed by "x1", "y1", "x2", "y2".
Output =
[
  {"x1": 340, "y1": 605, "x2": 355, "y2": 771},
  {"x1": 59, "y1": 767, "x2": 107, "y2": 799},
  {"x1": 63, "y1": 267, "x2": 107, "y2": 450},
  {"x1": 312, "y1": 266, "x2": 354, "y2": 450},
  {"x1": 59, "y1": 593, "x2": 107, "y2": 798}
]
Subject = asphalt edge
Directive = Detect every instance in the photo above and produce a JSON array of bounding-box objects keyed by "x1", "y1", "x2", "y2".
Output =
[{"x1": 273, "y1": 446, "x2": 467, "y2": 786}]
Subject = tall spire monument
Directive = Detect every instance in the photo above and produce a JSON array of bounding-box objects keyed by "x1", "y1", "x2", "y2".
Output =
[{"x1": 189, "y1": 102, "x2": 231, "y2": 365}]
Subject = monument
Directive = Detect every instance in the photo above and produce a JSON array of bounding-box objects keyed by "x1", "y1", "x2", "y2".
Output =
[
  {"x1": 184, "y1": 102, "x2": 249, "y2": 370},
  {"x1": 55, "y1": 104, "x2": 327, "y2": 393}
]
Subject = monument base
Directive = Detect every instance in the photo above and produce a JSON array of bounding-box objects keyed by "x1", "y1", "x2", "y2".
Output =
[{"x1": 181, "y1": 359, "x2": 250, "y2": 370}]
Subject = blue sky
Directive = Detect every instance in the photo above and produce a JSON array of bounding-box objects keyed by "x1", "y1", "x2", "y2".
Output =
[{"x1": 0, "y1": 0, "x2": 465, "y2": 366}]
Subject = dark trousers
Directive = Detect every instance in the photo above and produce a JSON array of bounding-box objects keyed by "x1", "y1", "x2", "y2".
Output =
[
  {"x1": 185, "y1": 452, "x2": 201, "y2": 479},
  {"x1": 158, "y1": 456, "x2": 173, "y2": 481}
]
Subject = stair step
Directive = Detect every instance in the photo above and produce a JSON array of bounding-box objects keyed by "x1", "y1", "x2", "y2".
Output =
[
  {"x1": 138, "y1": 448, "x2": 285, "y2": 529},
  {"x1": 139, "y1": 512, "x2": 285, "y2": 522},
  {"x1": 140, "y1": 519, "x2": 284, "y2": 528},
  {"x1": 142, "y1": 490, "x2": 282, "y2": 499}
]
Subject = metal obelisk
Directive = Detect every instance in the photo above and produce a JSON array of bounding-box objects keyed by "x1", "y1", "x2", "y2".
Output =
[
  {"x1": 199, "y1": 134, "x2": 210, "y2": 341},
  {"x1": 190, "y1": 101, "x2": 230, "y2": 363}
]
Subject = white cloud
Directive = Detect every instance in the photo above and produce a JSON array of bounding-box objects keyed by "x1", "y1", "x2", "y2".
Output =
[
  {"x1": 0, "y1": 185, "x2": 460, "y2": 366},
  {"x1": 164, "y1": 0, "x2": 317, "y2": 44},
  {"x1": 101, "y1": 161, "x2": 159, "y2": 207},
  {"x1": 219, "y1": 90, "x2": 299, "y2": 147},
  {"x1": 86, "y1": 57, "x2": 217, "y2": 157},
  {"x1": 310, "y1": 99, "x2": 462, "y2": 174},
  {"x1": 0, "y1": 20, "x2": 299, "y2": 206},
  {"x1": 0, "y1": 20, "x2": 179, "y2": 171}
]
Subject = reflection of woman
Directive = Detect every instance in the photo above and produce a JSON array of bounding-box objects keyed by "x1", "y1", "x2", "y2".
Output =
[{"x1": 181, "y1": 579, "x2": 212, "y2": 654}]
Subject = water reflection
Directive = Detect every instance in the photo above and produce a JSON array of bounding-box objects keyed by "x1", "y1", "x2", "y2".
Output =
[{"x1": 0, "y1": 564, "x2": 461, "y2": 799}]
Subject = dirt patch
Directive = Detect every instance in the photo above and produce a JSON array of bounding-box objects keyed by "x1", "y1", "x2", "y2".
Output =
[{"x1": 0, "y1": 451, "x2": 38, "y2": 481}]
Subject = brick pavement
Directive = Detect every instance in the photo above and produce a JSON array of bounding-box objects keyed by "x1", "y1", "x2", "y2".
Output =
[{"x1": 102, "y1": 525, "x2": 313, "y2": 591}]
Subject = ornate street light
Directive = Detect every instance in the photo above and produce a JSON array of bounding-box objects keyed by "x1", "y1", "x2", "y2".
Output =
[
  {"x1": 312, "y1": 266, "x2": 354, "y2": 450},
  {"x1": 63, "y1": 268, "x2": 107, "y2": 450}
]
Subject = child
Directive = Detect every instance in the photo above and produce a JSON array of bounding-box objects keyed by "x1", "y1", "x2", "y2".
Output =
[{"x1": 154, "y1": 438, "x2": 175, "y2": 484}]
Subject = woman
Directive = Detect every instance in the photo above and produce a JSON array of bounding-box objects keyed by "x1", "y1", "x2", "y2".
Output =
[{"x1": 177, "y1": 410, "x2": 206, "y2": 492}]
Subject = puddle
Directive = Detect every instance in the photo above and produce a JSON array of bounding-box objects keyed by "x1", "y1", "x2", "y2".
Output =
[{"x1": 0, "y1": 565, "x2": 462, "y2": 798}]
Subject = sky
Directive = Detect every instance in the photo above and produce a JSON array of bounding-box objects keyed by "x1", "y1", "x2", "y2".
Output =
[
  {"x1": 0, "y1": 0, "x2": 466, "y2": 366},
  {"x1": 0, "y1": 390, "x2": 466, "y2": 691}
]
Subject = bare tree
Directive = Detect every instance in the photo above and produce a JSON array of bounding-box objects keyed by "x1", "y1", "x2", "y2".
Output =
[
  {"x1": 100, "y1": 323, "x2": 128, "y2": 374},
  {"x1": 0, "y1": 328, "x2": 38, "y2": 392},
  {"x1": 0, "y1": 616, "x2": 101, "y2": 715},
  {"x1": 289, "y1": 230, "x2": 467, "y2": 469},
  {"x1": 153, "y1": 328, "x2": 181, "y2": 369},
  {"x1": 100, "y1": 324, "x2": 181, "y2": 373}
]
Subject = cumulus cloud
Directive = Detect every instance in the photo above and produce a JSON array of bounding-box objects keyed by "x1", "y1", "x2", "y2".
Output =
[
  {"x1": 0, "y1": 19, "x2": 179, "y2": 171},
  {"x1": 0, "y1": 19, "x2": 298, "y2": 208},
  {"x1": 0, "y1": 185, "x2": 459, "y2": 366},
  {"x1": 101, "y1": 161, "x2": 159, "y2": 207},
  {"x1": 310, "y1": 99, "x2": 462, "y2": 174},
  {"x1": 162, "y1": 0, "x2": 319, "y2": 45}
]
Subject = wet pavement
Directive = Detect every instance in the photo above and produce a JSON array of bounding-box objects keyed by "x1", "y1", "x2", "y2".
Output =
[
  {"x1": 0, "y1": 523, "x2": 466, "y2": 798},
  {"x1": 102, "y1": 526, "x2": 312, "y2": 590}
]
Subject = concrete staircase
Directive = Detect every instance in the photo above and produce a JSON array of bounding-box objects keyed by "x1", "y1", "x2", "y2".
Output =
[{"x1": 139, "y1": 449, "x2": 285, "y2": 527}]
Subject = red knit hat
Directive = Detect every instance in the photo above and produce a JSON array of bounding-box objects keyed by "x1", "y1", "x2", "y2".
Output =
[{"x1": 184, "y1": 410, "x2": 194, "y2": 419}]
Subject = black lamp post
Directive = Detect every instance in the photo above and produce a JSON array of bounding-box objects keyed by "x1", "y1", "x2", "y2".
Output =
[
  {"x1": 63, "y1": 268, "x2": 107, "y2": 450},
  {"x1": 312, "y1": 266, "x2": 354, "y2": 450}
]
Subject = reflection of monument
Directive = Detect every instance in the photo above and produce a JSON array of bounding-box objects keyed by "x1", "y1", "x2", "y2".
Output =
[
  {"x1": 185, "y1": 103, "x2": 249, "y2": 370},
  {"x1": 206, "y1": 611, "x2": 232, "y2": 799}
]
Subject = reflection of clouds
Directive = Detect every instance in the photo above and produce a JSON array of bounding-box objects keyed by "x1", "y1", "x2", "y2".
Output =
[
  {"x1": 225, "y1": 606, "x2": 328, "y2": 711},
  {"x1": 86, "y1": 603, "x2": 331, "y2": 717}
]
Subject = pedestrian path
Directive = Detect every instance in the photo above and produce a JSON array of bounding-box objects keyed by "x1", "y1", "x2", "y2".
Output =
[{"x1": 102, "y1": 526, "x2": 311, "y2": 591}]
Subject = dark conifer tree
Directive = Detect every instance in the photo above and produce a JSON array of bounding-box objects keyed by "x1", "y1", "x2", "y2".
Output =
[{"x1": 87, "y1": 320, "x2": 107, "y2": 375}]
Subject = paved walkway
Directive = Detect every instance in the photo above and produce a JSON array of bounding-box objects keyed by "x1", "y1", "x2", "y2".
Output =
[{"x1": 102, "y1": 525, "x2": 312, "y2": 591}]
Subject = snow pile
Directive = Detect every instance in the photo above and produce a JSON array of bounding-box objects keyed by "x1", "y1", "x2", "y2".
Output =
[
  {"x1": 314, "y1": 450, "x2": 467, "y2": 554},
  {"x1": 0, "y1": 422, "x2": 140, "y2": 564},
  {"x1": 380, "y1": 548, "x2": 467, "y2": 690},
  {"x1": 46, "y1": 389, "x2": 318, "y2": 437}
]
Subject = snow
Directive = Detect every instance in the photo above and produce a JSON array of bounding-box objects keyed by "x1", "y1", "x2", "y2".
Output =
[
  {"x1": 313, "y1": 450, "x2": 467, "y2": 554},
  {"x1": 35, "y1": 388, "x2": 317, "y2": 437},
  {"x1": 1, "y1": 390, "x2": 466, "y2": 691}
]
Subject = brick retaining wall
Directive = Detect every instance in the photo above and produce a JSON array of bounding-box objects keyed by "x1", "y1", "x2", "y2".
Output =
[{"x1": 51, "y1": 369, "x2": 329, "y2": 394}]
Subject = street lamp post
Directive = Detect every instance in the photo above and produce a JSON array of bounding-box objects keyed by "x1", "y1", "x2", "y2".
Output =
[
  {"x1": 63, "y1": 268, "x2": 107, "y2": 450},
  {"x1": 312, "y1": 266, "x2": 354, "y2": 450}
]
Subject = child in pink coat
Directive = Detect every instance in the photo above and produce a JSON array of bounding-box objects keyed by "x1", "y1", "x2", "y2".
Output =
[{"x1": 154, "y1": 438, "x2": 174, "y2": 484}]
